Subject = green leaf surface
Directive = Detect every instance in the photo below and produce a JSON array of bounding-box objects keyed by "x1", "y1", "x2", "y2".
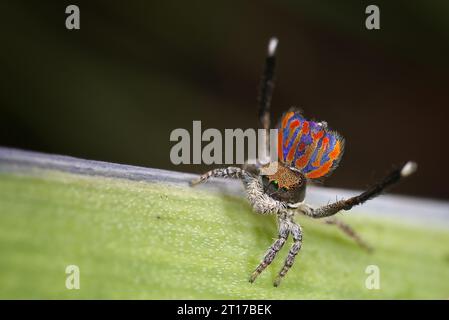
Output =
[{"x1": 0, "y1": 171, "x2": 448, "y2": 299}]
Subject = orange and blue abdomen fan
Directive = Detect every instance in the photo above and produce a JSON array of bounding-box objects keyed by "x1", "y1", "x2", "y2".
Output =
[{"x1": 278, "y1": 111, "x2": 345, "y2": 179}]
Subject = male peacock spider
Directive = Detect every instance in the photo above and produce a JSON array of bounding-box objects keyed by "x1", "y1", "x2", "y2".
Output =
[{"x1": 191, "y1": 37, "x2": 417, "y2": 287}]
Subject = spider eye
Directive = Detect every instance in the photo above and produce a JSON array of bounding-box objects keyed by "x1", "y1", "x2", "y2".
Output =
[{"x1": 271, "y1": 180, "x2": 279, "y2": 189}]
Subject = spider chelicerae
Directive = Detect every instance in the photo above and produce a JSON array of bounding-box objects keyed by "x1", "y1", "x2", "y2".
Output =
[{"x1": 191, "y1": 37, "x2": 417, "y2": 287}]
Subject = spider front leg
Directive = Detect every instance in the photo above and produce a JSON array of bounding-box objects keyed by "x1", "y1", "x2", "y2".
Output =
[
  {"x1": 190, "y1": 167, "x2": 250, "y2": 186},
  {"x1": 300, "y1": 161, "x2": 417, "y2": 219},
  {"x1": 274, "y1": 219, "x2": 302, "y2": 287},
  {"x1": 249, "y1": 217, "x2": 289, "y2": 283}
]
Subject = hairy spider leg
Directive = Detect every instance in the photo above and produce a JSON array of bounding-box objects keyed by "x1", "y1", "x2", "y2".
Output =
[
  {"x1": 274, "y1": 219, "x2": 302, "y2": 286},
  {"x1": 249, "y1": 217, "x2": 290, "y2": 283},
  {"x1": 323, "y1": 217, "x2": 373, "y2": 252},
  {"x1": 301, "y1": 161, "x2": 417, "y2": 219},
  {"x1": 258, "y1": 37, "x2": 278, "y2": 152}
]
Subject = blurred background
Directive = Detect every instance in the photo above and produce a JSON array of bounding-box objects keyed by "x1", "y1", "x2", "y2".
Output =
[{"x1": 0, "y1": 0, "x2": 448, "y2": 199}]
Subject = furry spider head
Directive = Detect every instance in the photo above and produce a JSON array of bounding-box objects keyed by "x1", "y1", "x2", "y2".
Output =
[{"x1": 260, "y1": 161, "x2": 306, "y2": 204}]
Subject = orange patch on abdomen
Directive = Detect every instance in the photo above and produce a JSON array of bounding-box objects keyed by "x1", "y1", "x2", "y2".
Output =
[
  {"x1": 312, "y1": 130, "x2": 324, "y2": 140},
  {"x1": 289, "y1": 119, "x2": 300, "y2": 130},
  {"x1": 295, "y1": 145, "x2": 314, "y2": 169},
  {"x1": 306, "y1": 161, "x2": 332, "y2": 179},
  {"x1": 286, "y1": 135, "x2": 301, "y2": 163},
  {"x1": 282, "y1": 112, "x2": 295, "y2": 129},
  {"x1": 301, "y1": 121, "x2": 309, "y2": 134},
  {"x1": 278, "y1": 130, "x2": 283, "y2": 161},
  {"x1": 312, "y1": 136, "x2": 329, "y2": 167},
  {"x1": 329, "y1": 140, "x2": 342, "y2": 160}
]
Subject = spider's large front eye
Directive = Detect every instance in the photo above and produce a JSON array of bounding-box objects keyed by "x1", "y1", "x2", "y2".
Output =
[{"x1": 271, "y1": 180, "x2": 279, "y2": 189}]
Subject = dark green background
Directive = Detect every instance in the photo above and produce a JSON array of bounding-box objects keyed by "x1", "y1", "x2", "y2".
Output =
[{"x1": 1, "y1": 1, "x2": 448, "y2": 199}]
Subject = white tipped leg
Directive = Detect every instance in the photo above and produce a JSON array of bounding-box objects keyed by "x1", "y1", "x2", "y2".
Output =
[
  {"x1": 401, "y1": 161, "x2": 417, "y2": 177},
  {"x1": 268, "y1": 37, "x2": 278, "y2": 56},
  {"x1": 300, "y1": 162, "x2": 418, "y2": 219}
]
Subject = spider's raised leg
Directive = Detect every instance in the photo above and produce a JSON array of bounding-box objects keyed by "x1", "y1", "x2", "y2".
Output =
[
  {"x1": 323, "y1": 217, "x2": 373, "y2": 252},
  {"x1": 300, "y1": 161, "x2": 417, "y2": 219},
  {"x1": 190, "y1": 167, "x2": 252, "y2": 186},
  {"x1": 274, "y1": 220, "x2": 302, "y2": 287},
  {"x1": 258, "y1": 37, "x2": 278, "y2": 152},
  {"x1": 249, "y1": 217, "x2": 289, "y2": 283}
]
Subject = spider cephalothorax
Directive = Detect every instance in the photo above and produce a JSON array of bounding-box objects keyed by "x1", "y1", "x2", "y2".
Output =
[
  {"x1": 191, "y1": 37, "x2": 417, "y2": 286},
  {"x1": 261, "y1": 162, "x2": 306, "y2": 204}
]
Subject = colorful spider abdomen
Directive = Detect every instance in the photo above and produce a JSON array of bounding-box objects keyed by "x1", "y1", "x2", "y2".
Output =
[{"x1": 278, "y1": 111, "x2": 345, "y2": 179}]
